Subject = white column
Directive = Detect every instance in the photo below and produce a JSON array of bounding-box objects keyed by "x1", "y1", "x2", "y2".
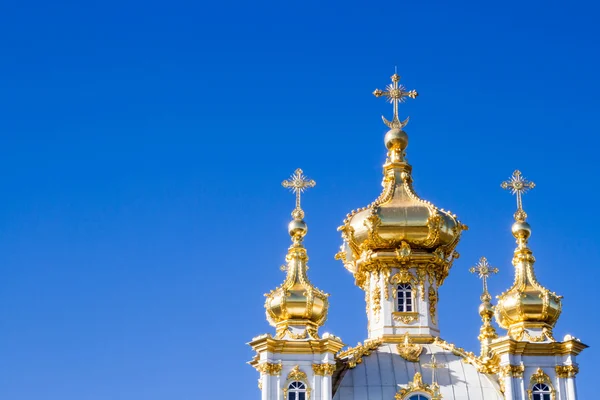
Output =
[
  {"x1": 261, "y1": 374, "x2": 269, "y2": 400},
  {"x1": 322, "y1": 375, "x2": 332, "y2": 400},
  {"x1": 566, "y1": 377, "x2": 577, "y2": 400},
  {"x1": 503, "y1": 375, "x2": 515, "y2": 400}
]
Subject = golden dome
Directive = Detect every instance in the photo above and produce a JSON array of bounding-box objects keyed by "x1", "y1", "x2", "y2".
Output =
[
  {"x1": 337, "y1": 74, "x2": 466, "y2": 283},
  {"x1": 494, "y1": 171, "x2": 562, "y2": 341},
  {"x1": 264, "y1": 169, "x2": 329, "y2": 340}
]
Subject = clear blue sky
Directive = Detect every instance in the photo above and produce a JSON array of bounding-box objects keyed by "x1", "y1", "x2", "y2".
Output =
[{"x1": 1, "y1": 0, "x2": 598, "y2": 399}]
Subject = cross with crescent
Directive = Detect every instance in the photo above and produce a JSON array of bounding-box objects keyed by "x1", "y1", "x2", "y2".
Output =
[
  {"x1": 373, "y1": 72, "x2": 418, "y2": 129},
  {"x1": 282, "y1": 168, "x2": 316, "y2": 220},
  {"x1": 469, "y1": 257, "x2": 499, "y2": 298},
  {"x1": 501, "y1": 170, "x2": 535, "y2": 222}
]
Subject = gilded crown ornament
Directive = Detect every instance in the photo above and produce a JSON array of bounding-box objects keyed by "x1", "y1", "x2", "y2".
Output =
[
  {"x1": 495, "y1": 171, "x2": 562, "y2": 342},
  {"x1": 396, "y1": 332, "x2": 423, "y2": 362},
  {"x1": 264, "y1": 169, "x2": 328, "y2": 340}
]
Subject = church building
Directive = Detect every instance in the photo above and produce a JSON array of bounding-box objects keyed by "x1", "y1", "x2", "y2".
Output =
[{"x1": 248, "y1": 72, "x2": 586, "y2": 400}]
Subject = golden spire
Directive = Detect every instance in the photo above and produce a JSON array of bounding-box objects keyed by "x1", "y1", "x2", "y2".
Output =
[
  {"x1": 470, "y1": 257, "x2": 499, "y2": 360},
  {"x1": 495, "y1": 170, "x2": 562, "y2": 342},
  {"x1": 373, "y1": 73, "x2": 418, "y2": 129},
  {"x1": 264, "y1": 169, "x2": 328, "y2": 340},
  {"x1": 501, "y1": 170, "x2": 535, "y2": 222}
]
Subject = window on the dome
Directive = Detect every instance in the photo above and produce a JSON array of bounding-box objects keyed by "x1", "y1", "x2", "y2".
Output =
[
  {"x1": 397, "y1": 283, "x2": 413, "y2": 312},
  {"x1": 407, "y1": 395, "x2": 429, "y2": 400},
  {"x1": 531, "y1": 383, "x2": 552, "y2": 400},
  {"x1": 287, "y1": 381, "x2": 306, "y2": 400}
]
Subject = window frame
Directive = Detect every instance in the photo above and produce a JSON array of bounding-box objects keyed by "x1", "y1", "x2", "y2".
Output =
[{"x1": 396, "y1": 283, "x2": 415, "y2": 313}]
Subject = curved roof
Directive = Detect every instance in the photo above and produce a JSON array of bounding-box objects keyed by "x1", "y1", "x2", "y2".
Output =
[{"x1": 333, "y1": 343, "x2": 502, "y2": 400}]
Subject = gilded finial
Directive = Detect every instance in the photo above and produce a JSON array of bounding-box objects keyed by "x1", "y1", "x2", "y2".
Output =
[
  {"x1": 501, "y1": 170, "x2": 535, "y2": 222},
  {"x1": 470, "y1": 257, "x2": 499, "y2": 358},
  {"x1": 373, "y1": 71, "x2": 418, "y2": 129},
  {"x1": 469, "y1": 257, "x2": 499, "y2": 300},
  {"x1": 282, "y1": 168, "x2": 316, "y2": 221}
]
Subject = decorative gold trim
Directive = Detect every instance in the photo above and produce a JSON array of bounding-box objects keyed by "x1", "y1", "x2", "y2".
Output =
[
  {"x1": 395, "y1": 372, "x2": 442, "y2": 400},
  {"x1": 337, "y1": 339, "x2": 382, "y2": 368},
  {"x1": 312, "y1": 363, "x2": 336, "y2": 376},
  {"x1": 428, "y1": 286, "x2": 437, "y2": 323},
  {"x1": 248, "y1": 334, "x2": 345, "y2": 357},
  {"x1": 393, "y1": 312, "x2": 419, "y2": 324},
  {"x1": 396, "y1": 333, "x2": 423, "y2": 362},
  {"x1": 556, "y1": 365, "x2": 579, "y2": 378},
  {"x1": 527, "y1": 368, "x2": 555, "y2": 400},
  {"x1": 488, "y1": 337, "x2": 588, "y2": 357},
  {"x1": 288, "y1": 365, "x2": 307, "y2": 380},
  {"x1": 255, "y1": 362, "x2": 282, "y2": 376}
]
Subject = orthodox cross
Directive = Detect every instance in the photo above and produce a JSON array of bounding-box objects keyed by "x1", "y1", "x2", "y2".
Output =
[
  {"x1": 469, "y1": 257, "x2": 499, "y2": 297},
  {"x1": 282, "y1": 168, "x2": 316, "y2": 219},
  {"x1": 423, "y1": 354, "x2": 446, "y2": 385},
  {"x1": 373, "y1": 72, "x2": 418, "y2": 129},
  {"x1": 501, "y1": 170, "x2": 535, "y2": 222}
]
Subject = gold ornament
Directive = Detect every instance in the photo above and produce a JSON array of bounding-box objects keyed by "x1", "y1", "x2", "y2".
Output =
[{"x1": 396, "y1": 332, "x2": 423, "y2": 362}]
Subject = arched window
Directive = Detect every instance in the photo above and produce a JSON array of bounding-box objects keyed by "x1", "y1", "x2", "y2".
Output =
[
  {"x1": 531, "y1": 383, "x2": 552, "y2": 400},
  {"x1": 407, "y1": 395, "x2": 430, "y2": 400},
  {"x1": 287, "y1": 381, "x2": 307, "y2": 400},
  {"x1": 397, "y1": 283, "x2": 414, "y2": 312}
]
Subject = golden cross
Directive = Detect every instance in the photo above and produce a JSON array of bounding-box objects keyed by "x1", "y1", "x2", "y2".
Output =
[
  {"x1": 501, "y1": 170, "x2": 535, "y2": 222},
  {"x1": 373, "y1": 72, "x2": 418, "y2": 129},
  {"x1": 423, "y1": 354, "x2": 446, "y2": 385},
  {"x1": 282, "y1": 168, "x2": 316, "y2": 219},
  {"x1": 469, "y1": 257, "x2": 499, "y2": 296}
]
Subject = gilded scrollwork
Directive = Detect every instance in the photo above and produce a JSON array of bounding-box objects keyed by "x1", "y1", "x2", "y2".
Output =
[
  {"x1": 428, "y1": 286, "x2": 437, "y2": 323},
  {"x1": 337, "y1": 339, "x2": 382, "y2": 369},
  {"x1": 527, "y1": 368, "x2": 555, "y2": 400},
  {"x1": 395, "y1": 372, "x2": 441, "y2": 400},
  {"x1": 393, "y1": 312, "x2": 419, "y2": 324}
]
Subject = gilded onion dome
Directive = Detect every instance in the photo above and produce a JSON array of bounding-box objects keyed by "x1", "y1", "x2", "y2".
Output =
[
  {"x1": 264, "y1": 169, "x2": 329, "y2": 340},
  {"x1": 494, "y1": 171, "x2": 562, "y2": 342},
  {"x1": 337, "y1": 73, "x2": 466, "y2": 285}
]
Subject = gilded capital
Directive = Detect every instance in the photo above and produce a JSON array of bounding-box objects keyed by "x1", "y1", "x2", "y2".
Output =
[
  {"x1": 312, "y1": 363, "x2": 336, "y2": 376},
  {"x1": 256, "y1": 362, "x2": 282, "y2": 376},
  {"x1": 500, "y1": 364, "x2": 525, "y2": 378},
  {"x1": 556, "y1": 365, "x2": 579, "y2": 378}
]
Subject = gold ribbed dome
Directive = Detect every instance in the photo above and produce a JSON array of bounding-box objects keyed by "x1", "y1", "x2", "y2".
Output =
[
  {"x1": 494, "y1": 171, "x2": 562, "y2": 342},
  {"x1": 337, "y1": 74, "x2": 466, "y2": 285},
  {"x1": 264, "y1": 169, "x2": 329, "y2": 340}
]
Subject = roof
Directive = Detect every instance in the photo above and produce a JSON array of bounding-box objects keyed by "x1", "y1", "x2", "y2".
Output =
[{"x1": 333, "y1": 343, "x2": 503, "y2": 400}]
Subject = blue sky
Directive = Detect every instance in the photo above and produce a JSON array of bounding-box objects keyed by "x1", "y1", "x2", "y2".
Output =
[{"x1": 0, "y1": 0, "x2": 598, "y2": 399}]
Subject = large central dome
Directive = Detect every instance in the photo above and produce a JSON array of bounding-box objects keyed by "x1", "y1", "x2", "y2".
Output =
[{"x1": 336, "y1": 74, "x2": 466, "y2": 286}]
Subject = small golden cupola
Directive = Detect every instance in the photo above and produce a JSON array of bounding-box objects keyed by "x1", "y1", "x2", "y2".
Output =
[
  {"x1": 494, "y1": 170, "x2": 562, "y2": 342},
  {"x1": 264, "y1": 169, "x2": 329, "y2": 340}
]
